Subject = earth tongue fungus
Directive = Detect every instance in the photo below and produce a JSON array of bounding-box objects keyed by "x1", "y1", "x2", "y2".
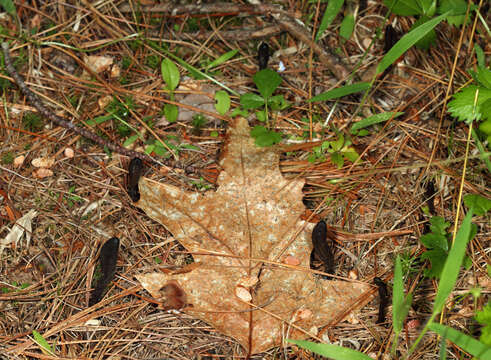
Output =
[
  {"x1": 374, "y1": 277, "x2": 389, "y2": 324},
  {"x1": 257, "y1": 42, "x2": 270, "y2": 70},
  {"x1": 89, "y1": 237, "x2": 120, "y2": 306},
  {"x1": 310, "y1": 220, "x2": 335, "y2": 279},
  {"x1": 128, "y1": 158, "x2": 143, "y2": 202},
  {"x1": 133, "y1": 118, "x2": 371, "y2": 355}
]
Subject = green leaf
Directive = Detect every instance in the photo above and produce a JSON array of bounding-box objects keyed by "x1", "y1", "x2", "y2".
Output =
[
  {"x1": 480, "y1": 118, "x2": 491, "y2": 135},
  {"x1": 214, "y1": 90, "x2": 230, "y2": 115},
  {"x1": 268, "y1": 95, "x2": 290, "y2": 111},
  {"x1": 377, "y1": 13, "x2": 450, "y2": 75},
  {"x1": 123, "y1": 134, "x2": 139, "y2": 147},
  {"x1": 32, "y1": 330, "x2": 54, "y2": 355},
  {"x1": 447, "y1": 86, "x2": 491, "y2": 123},
  {"x1": 428, "y1": 323, "x2": 491, "y2": 358},
  {"x1": 330, "y1": 152, "x2": 344, "y2": 168},
  {"x1": 463, "y1": 194, "x2": 491, "y2": 216},
  {"x1": 343, "y1": 148, "x2": 359, "y2": 162},
  {"x1": 474, "y1": 44, "x2": 485, "y2": 68},
  {"x1": 429, "y1": 216, "x2": 451, "y2": 235},
  {"x1": 315, "y1": 0, "x2": 344, "y2": 41},
  {"x1": 421, "y1": 248, "x2": 447, "y2": 278},
  {"x1": 256, "y1": 109, "x2": 267, "y2": 122},
  {"x1": 383, "y1": 0, "x2": 424, "y2": 16},
  {"x1": 476, "y1": 67, "x2": 491, "y2": 90},
  {"x1": 432, "y1": 210, "x2": 473, "y2": 316},
  {"x1": 350, "y1": 112, "x2": 404, "y2": 133},
  {"x1": 339, "y1": 14, "x2": 355, "y2": 40},
  {"x1": 253, "y1": 69, "x2": 282, "y2": 99},
  {"x1": 206, "y1": 49, "x2": 238, "y2": 70},
  {"x1": 164, "y1": 103, "x2": 178, "y2": 123},
  {"x1": 144, "y1": 144, "x2": 155, "y2": 155},
  {"x1": 438, "y1": 0, "x2": 468, "y2": 16},
  {"x1": 161, "y1": 58, "x2": 180, "y2": 91},
  {"x1": 287, "y1": 339, "x2": 373, "y2": 360},
  {"x1": 250, "y1": 126, "x2": 282, "y2": 147},
  {"x1": 412, "y1": 16, "x2": 437, "y2": 50},
  {"x1": 0, "y1": 0, "x2": 16, "y2": 17},
  {"x1": 309, "y1": 82, "x2": 370, "y2": 102},
  {"x1": 421, "y1": 233, "x2": 448, "y2": 251},
  {"x1": 330, "y1": 134, "x2": 344, "y2": 151},
  {"x1": 240, "y1": 93, "x2": 265, "y2": 109},
  {"x1": 475, "y1": 302, "x2": 491, "y2": 347}
]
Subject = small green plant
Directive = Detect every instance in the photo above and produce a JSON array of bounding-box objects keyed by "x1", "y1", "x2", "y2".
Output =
[
  {"x1": 22, "y1": 112, "x2": 44, "y2": 131},
  {"x1": 191, "y1": 177, "x2": 212, "y2": 191},
  {"x1": 191, "y1": 114, "x2": 207, "y2": 135},
  {"x1": 238, "y1": 69, "x2": 289, "y2": 147},
  {"x1": 161, "y1": 57, "x2": 180, "y2": 123},
  {"x1": 307, "y1": 132, "x2": 359, "y2": 168},
  {"x1": 1, "y1": 151, "x2": 14, "y2": 164}
]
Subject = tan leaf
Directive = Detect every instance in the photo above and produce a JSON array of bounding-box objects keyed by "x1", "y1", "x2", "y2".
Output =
[{"x1": 135, "y1": 117, "x2": 370, "y2": 354}]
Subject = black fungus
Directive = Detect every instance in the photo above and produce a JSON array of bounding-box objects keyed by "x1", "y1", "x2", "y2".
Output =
[
  {"x1": 89, "y1": 237, "x2": 120, "y2": 306},
  {"x1": 425, "y1": 180, "x2": 436, "y2": 215},
  {"x1": 374, "y1": 277, "x2": 389, "y2": 324},
  {"x1": 128, "y1": 157, "x2": 143, "y2": 202},
  {"x1": 258, "y1": 42, "x2": 270, "y2": 70},
  {"x1": 310, "y1": 220, "x2": 335, "y2": 279}
]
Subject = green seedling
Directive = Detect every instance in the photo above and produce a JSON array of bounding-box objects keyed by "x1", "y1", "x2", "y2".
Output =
[
  {"x1": 238, "y1": 69, "x2": 289, "y2": 147},
  {"x1": 161, "y1": 57, "x2": 181, "y2": 123},
  {"x1": 192, "y1": 114, "x2": 207, "y2": 135},
  {"x1": 22, "y1": 112, "x2": 44, "y2": 132},
  {"x1": 307, "y1": 133, "x2": 359, "y2": 168}
]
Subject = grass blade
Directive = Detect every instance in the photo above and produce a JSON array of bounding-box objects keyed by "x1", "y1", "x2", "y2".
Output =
[
  {"x1": 392, "y1": 256, "x2": 404, "y2": 334},
  {"x1": 432, "y1": 209, "x2": 473, "y2": 315},
  {"x1": 315, "y1": 0, "x2": 344, "y2": 42},
  {"x1": 206, "y1": 49, "x2": 238, "y2": 70},
  {"x1": 308, "y1": 82, "x2": 370, "y2": 102},
  {"x1": 429, "y1": 323, "x2": 491, "y2": 358},
  {"x1": 32, "y1": 330, "x2": 54, "y2": 356},
  {"x1": 351, "y1": 111, "x2": 404, "y2": 133},
  {"x1": 287, "y1": 339, "x2": 373, "y2": 360},
  {"x1": 376, "y1": 12, "x2": 450, "y2": 75}
]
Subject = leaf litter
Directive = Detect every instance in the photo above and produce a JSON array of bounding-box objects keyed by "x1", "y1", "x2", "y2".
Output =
[{"x1": 135, "y1": 117, "x2": 370, "y2": 354}]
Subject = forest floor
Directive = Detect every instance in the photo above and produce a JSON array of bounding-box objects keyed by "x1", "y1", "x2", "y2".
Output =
[{"x1": 0, "y1": 1, "x2": 490, "y2": 359}]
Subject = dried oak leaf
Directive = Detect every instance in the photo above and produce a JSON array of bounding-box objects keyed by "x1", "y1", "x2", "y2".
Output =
[{"x1": 135, "y1": 117, "x2": 370, "y2": 354}]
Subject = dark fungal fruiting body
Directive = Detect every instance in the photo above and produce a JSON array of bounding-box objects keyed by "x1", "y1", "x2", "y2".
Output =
[
  {"x1": 128, "y1": 158, "x2": 143, "y2": 202},
  {"x1": 257, "y1": 42, "x2": 270, "y2": 70},
  {"x1": 310, "y1": 220, "x2": 335, "y2": 279},
  {"x1": 89, "y1": 237, "x2": 120, "y2": 306},
  {"x1": 381, "y1": 25, "x2": 400, "y2": 78},
  {"x1": 374, "y1": 277, "x2": 389, "y2": 324}
]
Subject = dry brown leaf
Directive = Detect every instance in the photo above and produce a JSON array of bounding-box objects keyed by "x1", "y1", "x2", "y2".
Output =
[{"x1": 135, "y1": 117, "x2": 370, "y2": 354}]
